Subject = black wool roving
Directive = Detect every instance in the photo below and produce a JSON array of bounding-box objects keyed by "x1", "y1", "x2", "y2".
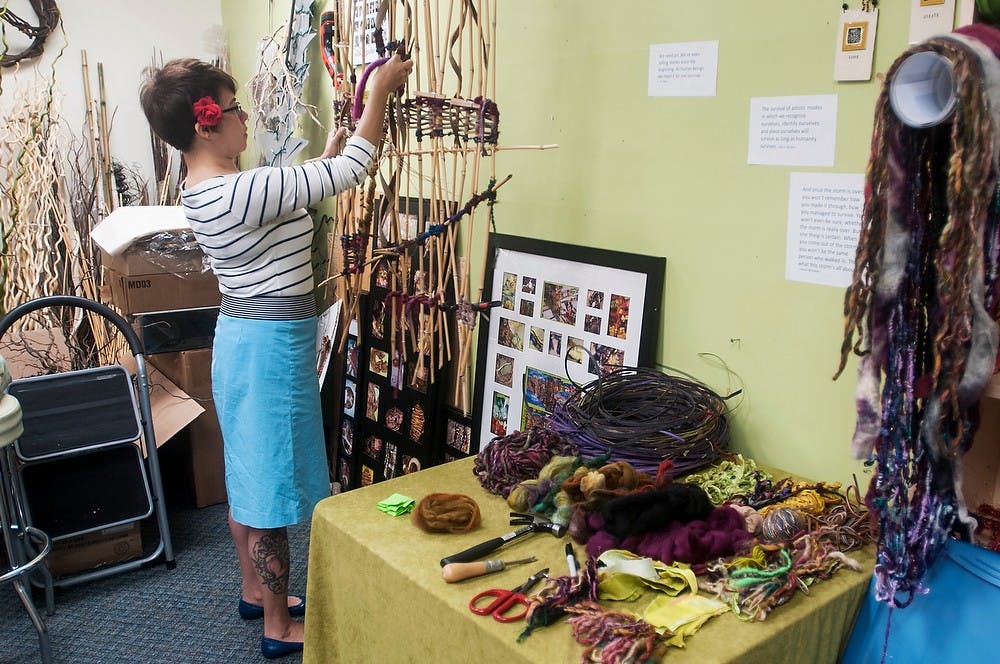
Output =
[{"x1": 600, "y1": 483, "x2": 714, "y2": 539}]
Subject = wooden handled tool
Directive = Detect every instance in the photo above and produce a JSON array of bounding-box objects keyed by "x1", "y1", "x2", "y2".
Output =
[{"x1": 441, "y1": 557, "x2": 537, "y2": 583}]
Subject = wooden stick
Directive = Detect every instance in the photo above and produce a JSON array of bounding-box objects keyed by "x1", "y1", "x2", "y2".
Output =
[
  {"x1": 318, "y1": 174, "x2": 511, "y2": 288},
  {"x1": 385, "y1": 143, "x2": 559, "y2": 157},
  {"x1": 97, "y1": 61, "x2": 116, "y2": 210},
  {"x1": 80, "y1": 50, "x2": 106, "y2": 215}
]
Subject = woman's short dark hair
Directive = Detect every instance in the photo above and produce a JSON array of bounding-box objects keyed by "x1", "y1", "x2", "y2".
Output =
[{"x1": 139, "y1": 58, "x2": 237, "y2": 152}]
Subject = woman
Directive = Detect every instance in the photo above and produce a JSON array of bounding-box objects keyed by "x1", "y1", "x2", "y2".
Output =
[{"x1": 139, "y1": 55, "x2": 411, "y2": 659}]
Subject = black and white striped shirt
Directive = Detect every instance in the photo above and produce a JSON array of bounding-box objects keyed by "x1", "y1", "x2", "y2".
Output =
[{"x1": 180, "y1": 136, "x2": 375, "y2": 302}]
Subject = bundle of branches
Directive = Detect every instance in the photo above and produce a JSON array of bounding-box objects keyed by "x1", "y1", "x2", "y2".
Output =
[{"x1": 0, "y1": 74, "x2": 125, "y2": 370}]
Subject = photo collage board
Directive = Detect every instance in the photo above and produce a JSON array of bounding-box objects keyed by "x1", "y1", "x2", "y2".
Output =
[{"x1": 473, "y1": 234, "x2": 665, "y2": 451}]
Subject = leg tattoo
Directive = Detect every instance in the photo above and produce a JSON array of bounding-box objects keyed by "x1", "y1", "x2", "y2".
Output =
[{"x1": 251, "y1": 530, "x2": 291, "y2": 595}]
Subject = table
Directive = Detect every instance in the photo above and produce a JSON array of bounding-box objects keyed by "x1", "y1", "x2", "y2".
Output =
[{"x1": 303, "y1": 457, "x2": 874, "y2": 663}]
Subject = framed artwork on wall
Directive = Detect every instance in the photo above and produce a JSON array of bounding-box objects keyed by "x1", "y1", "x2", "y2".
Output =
[
  {"x1": 472, "y1": 233, "x2": 665, "y2": 451},
  {"x1": 437, "y1": 406, "x2": 475, "y2": 464},
  {"x1": 352, "y1": 290, "x2": 442, "y2": 485},
  {"x1": 337, "y1": 318, "x2": 363, "y2": 491}
]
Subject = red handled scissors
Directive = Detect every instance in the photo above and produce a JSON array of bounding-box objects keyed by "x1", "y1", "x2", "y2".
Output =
[{"x1": 468, "y1": 567, "x2": 549, "y2": 622}]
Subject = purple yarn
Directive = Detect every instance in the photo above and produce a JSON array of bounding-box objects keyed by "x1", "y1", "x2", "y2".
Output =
[
  {"x1": 473, "y1": 428, "x2": 577, "y2": 497},
  {"x1": 584, "y1": 505, "x2": 751, "y2": 566},
  {"x1": 351, "y1": 56, "x2": 391, "y2": 122},
  {"x1": 530, "y1": 478, "x2": 556, "y2": 502}
]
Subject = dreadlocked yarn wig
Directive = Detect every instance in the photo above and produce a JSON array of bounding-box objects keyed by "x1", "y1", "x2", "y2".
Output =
[{"x1": 836, "y1": 23, "x2": 1000, "y2": 608}]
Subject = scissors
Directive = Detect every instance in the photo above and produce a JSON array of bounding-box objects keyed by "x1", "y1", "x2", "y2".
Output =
[{"x1": 468, "y1": 567, "x2": 549, "y2": 623}]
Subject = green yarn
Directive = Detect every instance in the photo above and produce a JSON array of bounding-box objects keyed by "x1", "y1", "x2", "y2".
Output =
[
  {"x1": 729, "y1": 549, "x2": 792, "y2": 588},
  {"x1": 506, "y1": 482, "x2": 537, "y2": 512},
  {"x1": 679, "y1": 454, "x2": 770, "y2": 505},
  {"x1": 538, "y1": 455, "x2": 578, "y2": 481},
  {"x1": 532, "y1": 456, "x2": 583, "y2": 515}
]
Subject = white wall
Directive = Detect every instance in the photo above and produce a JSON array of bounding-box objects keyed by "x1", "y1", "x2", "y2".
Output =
[{"x1": 0, "y1": 0, "x2": 225, "y2": 200}]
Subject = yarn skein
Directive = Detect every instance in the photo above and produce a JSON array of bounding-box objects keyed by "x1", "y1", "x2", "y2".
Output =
[
  {"x1": 473, "y1": 427, "x2": 577, "y2": 497},
  {"x1": 760, "y1": 507, "x2": 808, "y2": 543},
  {"x1": 599, "y1": 483, "x2": 714, "y2": 539},
  {"x1": 507, "y1": 455, "x2": 580, "y2": 513},
  {"x1": 412, "y1": 493, "x2": 482, "y2": 533},
  {"x1": 564, "y1": 601, "x2": 668, "y2": 664}
]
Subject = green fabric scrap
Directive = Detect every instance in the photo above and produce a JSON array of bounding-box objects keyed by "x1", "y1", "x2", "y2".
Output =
[{"x1": 376, "y1": 493, "x2": 415, "y2": 516}]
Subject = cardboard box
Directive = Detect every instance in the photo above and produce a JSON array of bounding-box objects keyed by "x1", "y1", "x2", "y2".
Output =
[
  {"x1": 104, "y1": 267, "x2": 221, "y2": 315},
  {"x1": 90, "y1": 205, "x2": 190, "y2": 256},
  {"x1": 149, "y1": 348, "x2": 227, "y2": 507},
  {"x1": 45, "y1": 521, "x2": 142, "y2": 577},
  {"x1": 91, "y1": 206, "x2": 220, "y2": 314},
  {"x1": 965, "y1": 390, "x2": 1000, "y2": 509},
  {"x1": 101, "y1": 243, "x2": 208, "y2": 277}
]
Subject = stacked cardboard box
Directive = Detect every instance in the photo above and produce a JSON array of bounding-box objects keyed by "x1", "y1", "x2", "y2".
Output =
[
  {"x1": 91, "y1": 206, "x2": 226, "y2": 508},
  {"x1": 148, "y1": 348, "x2": 227, "y2": 507},
  {"x1": 46, "y1": 522, "x2": 142, "y2": 577},
  {"x1": 92, "y1": 206, "x2": 221, "y2": 316},
  {"x1": 102, "y1": 247, "x2": 221, "y2": 315}
]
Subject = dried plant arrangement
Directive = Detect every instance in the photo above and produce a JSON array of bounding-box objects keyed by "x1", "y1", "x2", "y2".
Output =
[
  {"x1": 0, "y1": 71, "x2": 126, "y2": 370},
  {"x1": 247, "y1": 1, "x2": 323, "y2": 168},
  {"x1": 0, "y1": 75, "x2": 75, "y2": 323}
]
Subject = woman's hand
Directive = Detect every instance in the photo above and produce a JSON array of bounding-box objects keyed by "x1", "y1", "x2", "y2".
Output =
[
  {"x1": 354, "y1": 54, "x2": 414, "y2": 146},
  {"x1": 372, "y1": 54, "x2": 413, "y2": 97},
  {"x1": 307, "y1": 127, "x2": 349, "y2": 161}
]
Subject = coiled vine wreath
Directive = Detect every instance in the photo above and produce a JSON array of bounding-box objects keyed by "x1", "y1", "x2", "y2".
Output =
[{"x1": 1, "y1": 0, "x2": 60, "y2": 68}]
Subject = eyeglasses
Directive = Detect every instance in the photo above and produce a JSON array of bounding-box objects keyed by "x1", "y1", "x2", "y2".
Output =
[{"x1": 222, "y1": 101, "x2": 244, "y2": 114}]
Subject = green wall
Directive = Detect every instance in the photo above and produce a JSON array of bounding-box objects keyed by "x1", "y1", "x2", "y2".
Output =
[{"x1": 221, "y1": 1, "x2": 925, "y2": 488}]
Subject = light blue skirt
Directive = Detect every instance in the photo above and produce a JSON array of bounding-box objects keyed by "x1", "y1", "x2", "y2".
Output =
[{"x1": 212, "y1": 313, "x2": 330, "y2": 529}]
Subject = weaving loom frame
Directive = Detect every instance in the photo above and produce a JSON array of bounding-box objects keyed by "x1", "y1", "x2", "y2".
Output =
[{"x1": 472, "y1": 233, "x2": 665, "y2": 451}]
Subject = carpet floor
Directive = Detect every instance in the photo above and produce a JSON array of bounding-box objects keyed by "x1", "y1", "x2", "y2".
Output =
[{"x1": 0, "y1": 502, "x2": 310, "y2": 664}]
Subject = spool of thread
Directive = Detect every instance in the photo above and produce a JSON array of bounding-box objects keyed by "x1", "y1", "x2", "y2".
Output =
[
  {"x1": 760, "y1": 507, "x2": 808, "y2": 543},
  {"x1": 412, "y1": 493, "x2": 481, "y2": 533}
]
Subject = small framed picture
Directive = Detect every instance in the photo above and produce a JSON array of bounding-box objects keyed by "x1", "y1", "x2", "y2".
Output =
[
  {"x1": 441, "y1": 407, "x2": 476, "y2": 458},
  {"x1": 842, "y1": 21, "x2": 868, "y2": 52}
]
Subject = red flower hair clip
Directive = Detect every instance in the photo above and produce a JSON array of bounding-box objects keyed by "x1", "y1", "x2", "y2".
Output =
[{"x1": 193, "y1": 96, "x2": 223, "y2": 127}]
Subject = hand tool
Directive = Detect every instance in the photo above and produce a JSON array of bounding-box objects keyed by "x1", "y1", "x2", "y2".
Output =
[
  {"x1": 439, "y1": 512, "x2": 566, "y2": 566},
  {"x1": 468, "y1": 568, "x2": 549, "y2": 622},
  {"x1": 441, "y1": 556, "x2": 537, "y2": 583}
]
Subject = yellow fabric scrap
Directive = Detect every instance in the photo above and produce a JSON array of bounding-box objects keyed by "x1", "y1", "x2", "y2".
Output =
[
  {"x1": 596, "y1": 549, "x2": 698, "y2": 601},
  {"x1": 643, "y1": 593, "x2": 729, "y2": 648}
]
